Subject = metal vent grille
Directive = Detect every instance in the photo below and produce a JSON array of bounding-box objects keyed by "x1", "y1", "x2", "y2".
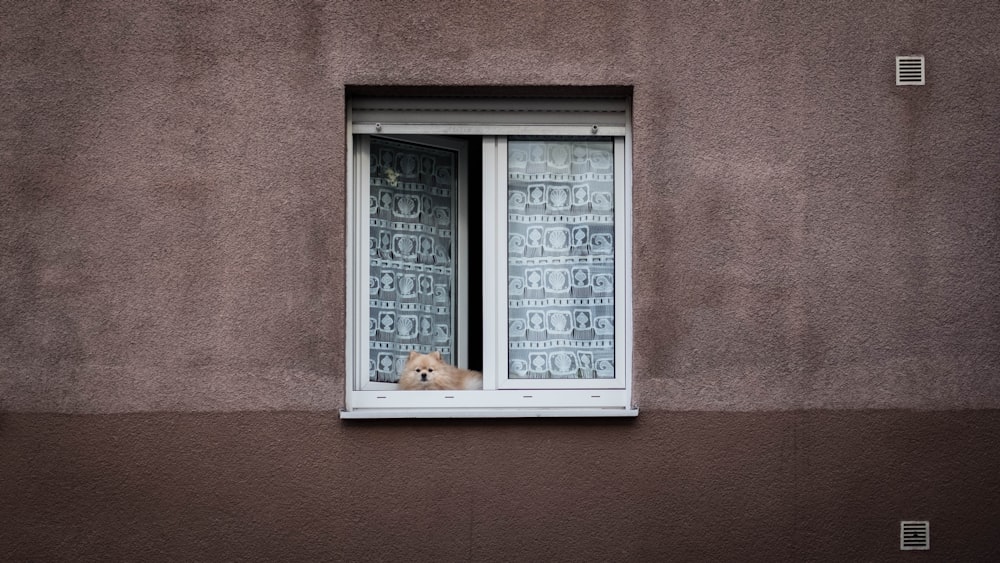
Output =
[
  {"x1": 900, "y1": 521, "x2": 930, "y2": 550},
  {"x1": 896, "y1": 56, "x2": 926, "y2": 85}
]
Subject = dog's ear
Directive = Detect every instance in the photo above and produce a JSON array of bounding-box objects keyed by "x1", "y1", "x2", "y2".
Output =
[
  {"x1": 408, "y1": 351, "x2": 419, "y2": 360},
  {"x1": 430, "y1": 351, "x2": 442, "y2": 360}
]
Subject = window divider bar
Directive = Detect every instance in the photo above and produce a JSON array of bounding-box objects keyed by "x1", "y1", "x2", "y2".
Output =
[
  {"x1": 495, "y1": 137, "x2": 510, "y2": 390},
  {"x1": 481, "y1": 136, "x2": 502, "y2": 391}
]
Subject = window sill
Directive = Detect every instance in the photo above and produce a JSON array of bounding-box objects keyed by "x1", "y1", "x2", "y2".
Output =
[{"x1": 339, "y1": 407, "x2": 639, "y2": 419}]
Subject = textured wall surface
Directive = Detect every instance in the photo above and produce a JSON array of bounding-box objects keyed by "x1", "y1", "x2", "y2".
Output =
[
  {"x1": 3, "y1": 411, "x2": 1000, "y2": 561},
  {"x1": 2, "y1": 1, "x2": 1000, "y2": 561},
  {"x1": 0, "y1": 411, "x2": 1000, "y2": 562},
  {"x1": 3, "y1": 1, "x2": 999, "y2": 412}
]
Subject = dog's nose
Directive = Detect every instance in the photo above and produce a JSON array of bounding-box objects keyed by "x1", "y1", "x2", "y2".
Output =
[{"x1": 420, "y1": 373, "x2": 428, "y2": 381}]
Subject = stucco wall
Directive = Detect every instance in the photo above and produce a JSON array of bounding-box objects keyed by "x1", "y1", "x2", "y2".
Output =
[
  {"x1": 2, "y1": 1, "x2": 999, "y2": 560},
  {"x1": 2, "y1": 411, "x2": 999, "y2": 561},
  {"x1": 3, "y1": 1, "x2": 998, "y2": 412}
]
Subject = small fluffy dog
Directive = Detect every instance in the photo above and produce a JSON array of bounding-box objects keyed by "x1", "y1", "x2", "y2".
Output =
[{"x1": 398, "y1": 351, "x2": 483, "y2": 390}]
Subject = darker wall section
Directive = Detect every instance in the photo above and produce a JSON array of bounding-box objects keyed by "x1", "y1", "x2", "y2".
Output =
[{"x1": 3, "y1": 410, "x2": 998, "y2": 562}]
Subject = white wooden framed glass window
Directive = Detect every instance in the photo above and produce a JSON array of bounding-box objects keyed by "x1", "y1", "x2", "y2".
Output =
[{"x1": 343, "y1": 97, "x2": 636, "y2": 418}]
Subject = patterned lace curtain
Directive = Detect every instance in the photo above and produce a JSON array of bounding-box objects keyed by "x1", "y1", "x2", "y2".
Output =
[
  {"x1": 368, "y1": 138, "x2": 457, "y2": 382},
  {"x1": 507, "y1": 139, "x2": 615, "y2": 379}
]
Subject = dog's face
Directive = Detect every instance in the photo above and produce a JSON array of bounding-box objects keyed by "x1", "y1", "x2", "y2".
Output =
[{"x1": 398, "y1": 351, "x2": 448, "y2": 390}]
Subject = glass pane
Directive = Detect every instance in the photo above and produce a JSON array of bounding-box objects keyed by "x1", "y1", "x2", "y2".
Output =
[
  {"x1": 368, "y1": 138, "x2": 457, "y2": 382},
  {"x1": 507, "y1": 139, "x2": 615, "y2": 379}
]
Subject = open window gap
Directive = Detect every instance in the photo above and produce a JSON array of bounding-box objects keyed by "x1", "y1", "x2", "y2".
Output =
[{"x1": 462, "y1": 136, "x2": 485, "y2": 372}]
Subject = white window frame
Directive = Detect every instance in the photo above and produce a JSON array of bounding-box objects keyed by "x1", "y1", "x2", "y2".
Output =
[
  {"x1": 343, "y1": 97, "x2": 636, "y2": 418},
  {"x1": 351, "y1": 134, "x2": 471, "y2": 392}
]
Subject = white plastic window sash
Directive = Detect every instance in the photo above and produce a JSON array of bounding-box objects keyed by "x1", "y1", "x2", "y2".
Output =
[
  {"x1": 492, "y1": 137, "x2": 627, "y2": 390},
  {"x1": 350, "y1": 135, "x2": 470, "y2": 392},
  {"x1": 481, "y1": 136, "x2": 502, "y2": 391}
]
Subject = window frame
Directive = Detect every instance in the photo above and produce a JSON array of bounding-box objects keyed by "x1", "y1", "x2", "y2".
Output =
[
  {"x1": 489, "y1": 136, "x2": 628, "y2": 391},
  {"x1": 352, "y1": 134, "x2": 471, "y2": 392},
  {"x1": 343, "y1": 97, "x2": 636, "y2": 418}
]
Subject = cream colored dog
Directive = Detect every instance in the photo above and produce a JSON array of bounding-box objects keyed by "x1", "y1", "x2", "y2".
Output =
[{"x1": 398, "y1": 351, "x2": 483, "y2": 390}]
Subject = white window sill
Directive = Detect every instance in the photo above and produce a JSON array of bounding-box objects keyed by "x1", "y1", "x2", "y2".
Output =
[{"x1": 339, "y1": 407, "x2": 639, "y2": 419}]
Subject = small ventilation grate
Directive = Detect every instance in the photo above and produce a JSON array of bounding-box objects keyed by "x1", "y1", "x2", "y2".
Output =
[
  {"x1": 896, "y1": 56, "x2": 926, "y2": 85},
  {"x1": 900, "y1": 521, "x2": 930, "y2": 550}
]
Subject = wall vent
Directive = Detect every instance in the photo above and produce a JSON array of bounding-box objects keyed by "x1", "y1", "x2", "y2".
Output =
[
  {"x1": 900, "y1": 521, "x2": 930, "y2": 550},
  {"x1": 896, "y1": 56, "x2": 926, "y2": 85}
]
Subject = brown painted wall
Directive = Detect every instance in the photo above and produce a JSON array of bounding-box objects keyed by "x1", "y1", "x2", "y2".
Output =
[
  {"x1": 3, "y1": 411, "x2": 1000, "y2": 561},
  {"x1": 2, "y1": 1, "x2": 999, "y2": 560}
]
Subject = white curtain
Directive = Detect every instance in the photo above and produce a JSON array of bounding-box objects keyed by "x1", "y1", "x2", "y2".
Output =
[{"x1": 507, "y1": 139, "x2": 616, "y2": 379}]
